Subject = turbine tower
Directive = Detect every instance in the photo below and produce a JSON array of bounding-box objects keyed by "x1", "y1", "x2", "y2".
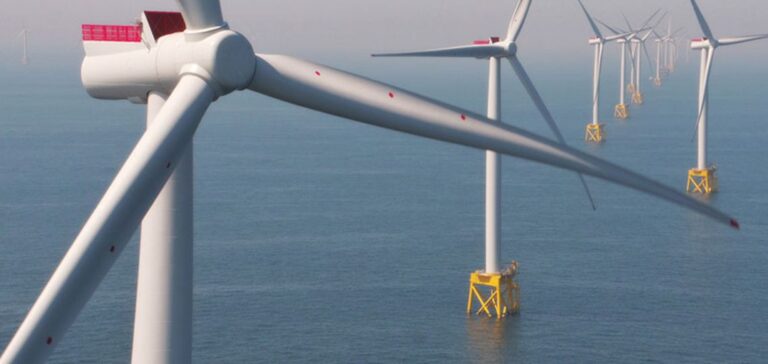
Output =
[
  {"x1": 653, "y1": 30, "x2": 664, "y2": 86},
  {"x1": 373, "y1": 0, "x2": 596, "y2": 318},
  {"x1": 578, "y1": 0, "x2": 626, "y2": 143},
  {"x1": 18, "y1": 29, "x2": 29, "y2": 65},
  {"x1": 686, "y1": 0, "x2": 768, "y2": 193},
  {"x1": 1, "y1": 1, "x2": 740, "y2": 363},
  {"x1": 629, "y1": 27, "x2": 660, "y2": 105}
]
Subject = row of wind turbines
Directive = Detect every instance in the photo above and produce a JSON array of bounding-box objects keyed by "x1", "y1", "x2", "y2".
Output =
[
  {"x1": 0, "y1": 0, "x2": 757, "y2": 362},
  {"x1": 579, "y1": 0, "x2": 767, "y2": 195},
  {"x1": 581, "y1": 3, "x2": 681, "y2": 142}
]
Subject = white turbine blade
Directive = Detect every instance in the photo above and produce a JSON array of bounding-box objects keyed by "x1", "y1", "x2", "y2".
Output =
[
  {"x1": 596, "y1": 19, "x2": 622, "y2": 36},
  {"x1": 0, "y1": 75, "x2": 215, "y2": 364},
  {"x1": 692, "y1": 48, "x2": 715, "y2": 140},
  {"x1": 640, "y1": 8, "x2": 663, "y2": 30},
  {"x1": 248, "y1": 53, "x2": 739, "y2": 227},
  {"x1": 506, "y1": 56, "x2": 596, "y2": 209},
  {"x1": 372, "y1": 44, "x2": 504, "y2": 59},
  {"x1": 505, "y1": 0, "x2": 532, "y2": 42},
  {"x1": 622, "y1": 13, "x2": 634, "y2": 33},
  {"x1": 689, "y1": 0, "x2": 714, "y2": 39},
  {"x1": 577, "y1": 0, "x2": 602, "y2": 39},
  {"x1": 605, "y1": 33, "x2": 631, "y2": 42},
  {"x1": 718, "y1": 34, "x2": 768, "y2": 46},
  {"x1": 176, "y1": 0, "x2": 224, "y2": 31}
]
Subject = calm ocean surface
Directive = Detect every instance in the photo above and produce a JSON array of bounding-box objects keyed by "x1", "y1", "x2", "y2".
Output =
[{"x1": 1, "y1": 56, "x2": 766, "y2": 363}]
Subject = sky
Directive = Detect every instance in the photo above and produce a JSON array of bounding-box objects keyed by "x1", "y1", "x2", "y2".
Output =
[{"x1": 1, "y1": 0, "x2": 767, "y2": 69}]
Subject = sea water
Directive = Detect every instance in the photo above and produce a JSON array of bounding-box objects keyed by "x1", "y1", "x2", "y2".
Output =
[{"x1": 0, "y1": 57, "x2": 766, "y2": 363}]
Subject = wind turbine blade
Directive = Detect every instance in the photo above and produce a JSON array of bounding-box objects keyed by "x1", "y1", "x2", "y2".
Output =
[
  {"x1": 506, "y1": 56, "x2": 596, "y2": 209},
  {"x1": 642, "y1": 42, "x2": 654, "y2": 73},
  {"x1": 689, "y1": 0, "x2": 714, "y2": 39},
  {"x1": 372, "y1": 44, "x2": 504, "y2": 59},
  {"x1": 248, "y1": 53, "x2": 739, "y2": 227},
  {"x1": 692, "y1": 48, "x2": 715, "y2": 141},
  {"x1": 605, "y1": 33, "x2": 631, "y2": 42},
  {"x1": 577, "y1": 0, "x2": 602, "y2": 39},
  {"x1": 176, "y1": 0, "x2": 224, "y2": 31},
  {"x1": 622, "y1": 13, "x2": 634, "y2": 33},
  {"x1": 596, "y1": 19, "x2": 622, "y2": 36},
  {"x1": 640, "y1": 8, "x2": 663, "y2": 29},
  {"x1": 0, "y1": 75, "x2": 215, "y2": 364},
  {"x1": 718, "y1": 34, "x2": 768, "y2": 46},
  {"x1": 505, "y1": 0, "x2": 532, "y2": 42}
]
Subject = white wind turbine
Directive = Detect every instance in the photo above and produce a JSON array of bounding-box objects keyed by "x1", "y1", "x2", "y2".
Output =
[
  {"x1": 372, "y1": 0, "x2": 596, "y2": 317},
  {"x1": 577, "y1": 0, "x2": 628, "y2": 143},
  {"x1": 18, "y1": 29, "x2": 29, "y2": 65},
  {"x1": 370, "y1": 0, "x2": 598, "y2": 275},
  {"x1": 0, "y1": 0, "x2": 740, "y2": 362},
  {"x1": 685, "y1": 0, "x2": 768, "y2": 193}
]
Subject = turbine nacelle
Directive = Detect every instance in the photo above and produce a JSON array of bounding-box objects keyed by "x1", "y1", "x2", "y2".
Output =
[
  {"x1": 690, "y1": 37, "x2": 715, "y2": 49},
  {"x1": 82, "y1": 11, "x2": 255, "y2": 103}
]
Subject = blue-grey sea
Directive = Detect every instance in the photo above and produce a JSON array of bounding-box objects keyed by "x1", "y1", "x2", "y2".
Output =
[{"x1": 1, "y1": 55, "x2": 766, "y2": 363}]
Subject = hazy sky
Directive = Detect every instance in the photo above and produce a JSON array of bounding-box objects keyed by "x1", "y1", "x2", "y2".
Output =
[{"x1": 1, "y1": 0, "x2": 768, "y2": 67}]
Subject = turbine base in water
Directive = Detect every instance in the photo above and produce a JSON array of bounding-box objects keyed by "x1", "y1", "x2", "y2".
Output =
[
  {"x1": 627, "y1": 83, "x2": 636, "y2": 94},
  {"x1": 687, "y1": 167, "x2": 718, "y2": 194},
  {"x1": 614, "y1": 103, "x2": 629, "y2": 120},
  {"x1": 585, "y1": 123, "x2": 605, "y2": 143},
  {"x1": 466, "y1": 262, "x2": 520, "y2": 319},
  {"x1": 632, "y1": 92, "x2": 644, "y2": 105},
  {"x1": 653, "y1": 77, "x2": 662, "y2": 87}
]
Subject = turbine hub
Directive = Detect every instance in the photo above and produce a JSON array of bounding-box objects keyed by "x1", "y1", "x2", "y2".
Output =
[
  {"x1": 157, "y1": 30, "x2": 256, "y2": 95},
  {"x1": 505, "y1": 42, "x2": 518, "y2": 57}
]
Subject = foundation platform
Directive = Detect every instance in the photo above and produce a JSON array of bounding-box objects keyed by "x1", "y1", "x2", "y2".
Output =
[
  {"x1": 653, "y1": 77, "x2": 662, "y2": 87},
  {"x1": 632, "y1": 91, "x2": 644, "y2": 105},
  {"x1": 614, "y1": 103, "x2": 629, "y2": 120},
  {"x1": 466, "y1": 262, "x2": 520, "y2": 319},
  {"x1": 585, "y1": 123, "x2": 605, "y2": 143},
  {"x1": 627, "y1": 83, "x2": 636, "y2": 94},
  {"x1": 686, "y1": 166, "x2": 718, "y2": 194}
]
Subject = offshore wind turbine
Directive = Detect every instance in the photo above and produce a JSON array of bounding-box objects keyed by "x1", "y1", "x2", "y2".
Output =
[
  {"x1": 685, "y1": 0, "x2": 768, "y2": 193},
  {"x1": 372, "y1": 0, "x2": 596, "y2": 317},
  {"x1": 628, "y1": 27, "x2": 659, "y2": 105},
  {"x1": 578, "y1": 0, "x2": 627, "y2": 143},
  {"x1": 18, "y1": 29, "x2": 29, "y2": 65},
  {"x1": 1, "y1": 0, "x2": 739, "y2": 362}
]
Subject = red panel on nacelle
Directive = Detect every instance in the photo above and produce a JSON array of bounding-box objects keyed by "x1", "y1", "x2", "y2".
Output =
[
  {"x1": 82, "y1": 24, "x2": 142, "y2": 42},
  {"x1": 145, "y1": 11, "x2": 186, "y2": 41}
]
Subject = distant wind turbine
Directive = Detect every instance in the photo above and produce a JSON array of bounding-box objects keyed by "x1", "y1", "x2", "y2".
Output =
[
  {"x1": 577, "y1": 0, "x2": 627, "y2": 143},
  {"x1": 373, "y1": 0, "x2": 597, "y2": 318},
  {"x1": 686, "y1": 0, "x2": 768, "y2": 193},
  {"x1": 18, "y1": 29, "x2": 29, "y2": 65}
]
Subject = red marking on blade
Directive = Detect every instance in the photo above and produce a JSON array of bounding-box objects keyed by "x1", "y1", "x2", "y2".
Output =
[
  {"x1": 473, "y1": 40, "x2": 491, "y2": 45},
  {"x1": 314, "y1": 71, "x2": 321, "y2": 76},
  {"x1": 388, "y1": 92, "x2": 395, "y2": 98},
  {"x1": 460, "y1": 114, "x2": 467, "y2": 121},
  {"x1": 46, "y1": 337, "x2": 53, "y2": 345},
  {"x1": 730, "y1": 219, "x2": 740, "y2": 229}
]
